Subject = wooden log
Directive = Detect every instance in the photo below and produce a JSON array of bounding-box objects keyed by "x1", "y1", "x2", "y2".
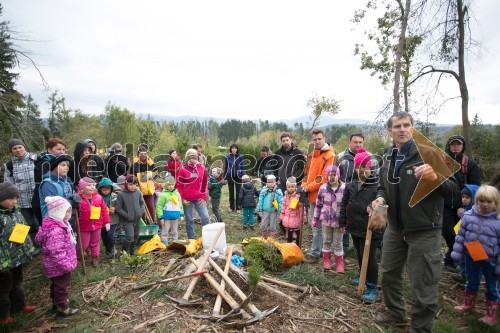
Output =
[
  {"x1": 213, "y1": 246, "x2": 234, "y2": 316},
  {"x1": 132, "y1": 310, "x2": 176, "y2": 331},
  {"x1": 100, "y1": 276, "x2": 118, "y2": 302}
]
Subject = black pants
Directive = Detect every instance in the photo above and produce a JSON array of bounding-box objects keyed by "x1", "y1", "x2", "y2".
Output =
[
  {"x1": 227, "y1": 178, "x2": 241, "y2": 211},
  {"x1": 0, "y1": 266, "x2": 25, "y2": 319},
  {"x1": 286, "y1": 228, "x2": 301, "y2": 246},
  {"x1": 442, "y1": 212, "x2": 458, "y2": 264},
  {"x1": 352, "y1": 234, "x2": 380, "y2": 286}
]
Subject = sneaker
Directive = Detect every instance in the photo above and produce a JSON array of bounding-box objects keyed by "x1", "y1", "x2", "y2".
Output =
[
  {"x1": 303, "y1": 254, "x2": 320, "y2": 264},
  {"x1": 351, "y1": 276, "x2": 360, "y2": 286},
  {"x1": 56, "y1": 306, "x2": 79, "y2": 318},
  {"x1": 242, "y1": 226, "x2": 247, "y2": 230},
  {"x1": 361, "y1": 284, "x2": 378, "y2": 304},
  {"x1": 374, "y1": 310, "x2": 408, "y2": 325}
]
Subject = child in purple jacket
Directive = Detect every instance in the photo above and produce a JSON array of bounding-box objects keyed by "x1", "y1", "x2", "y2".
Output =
[
  {"x1": 451, "y1": 185, "x2": 500, "y2": 326},
  {"x1": 35, "y1": 196, "x2": 79, "y2": 318}
]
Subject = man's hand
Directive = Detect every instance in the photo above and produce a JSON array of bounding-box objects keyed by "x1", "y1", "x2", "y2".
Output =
[
  {"x1": 414, "y1": 164, "x2": 438, "y2": 182},
  {"x1": 198, "y1": 199, "x2": 207, "y2": 207},
  {"x1": 105, "y1": 223, "x2": 110, "y2": 232}
]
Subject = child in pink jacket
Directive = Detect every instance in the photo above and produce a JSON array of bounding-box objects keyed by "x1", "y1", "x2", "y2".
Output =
[
  {"x1": 280, "y1": 177, "x2": 303, "y2": 245},
  {"x1": 77, "y1": 177, "x2": 110, "y2": 268},
  {"x1": 35, "y1": 196, "x2": 79, "y2": 317}
]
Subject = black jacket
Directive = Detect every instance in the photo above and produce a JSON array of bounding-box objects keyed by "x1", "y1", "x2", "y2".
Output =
[
  {"x1": 340, "y1": 179, "x2": 382, "y2": 238},
  {"x1": 377, "y1": 140, "x2": 458, "y2": 232},
  {"x1": 238, "y1": 181, "x2": 259, "y2": 208},
  {"x1": 268, "y1": 143, "x2": 306, "y2": 192}
]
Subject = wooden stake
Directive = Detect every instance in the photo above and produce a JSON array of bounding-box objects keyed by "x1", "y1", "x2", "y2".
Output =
[
  {"x1": 357, "y1": 223, "x2": 373, "y2": 295},
  {"x1": 212, "y1": 246, "x2": 234, "y2": 316},
  {"x1": 100, "y1": 276, "x2": 118, "y2": 302}
]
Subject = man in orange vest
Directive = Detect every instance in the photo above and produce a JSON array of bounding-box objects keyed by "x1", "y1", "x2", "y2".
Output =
[{"x1": 301, "y1": 129, "x2": 336, "y2": 263}]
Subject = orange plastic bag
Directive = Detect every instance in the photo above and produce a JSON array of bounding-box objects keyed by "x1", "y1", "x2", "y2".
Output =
[
  {"x1": 244, "y1": 237, "x2": 304, "y2": 268},
  {"x1": 465, "y1": 241, "x2": 488, "y2": 261}
]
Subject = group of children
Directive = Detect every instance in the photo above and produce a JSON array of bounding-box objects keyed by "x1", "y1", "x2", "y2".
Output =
[{"x1": 1, "y1": 151, "x2": 499, "y2": 325}]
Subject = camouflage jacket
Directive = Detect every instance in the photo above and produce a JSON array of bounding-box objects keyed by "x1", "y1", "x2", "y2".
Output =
[{"x1": 0, "y1": 206, "x2": 34, "y2": 271}]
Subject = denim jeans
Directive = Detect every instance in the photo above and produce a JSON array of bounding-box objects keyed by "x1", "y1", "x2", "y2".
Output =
[
  {"x1": 309, "y1": 203, "x2": 323, "y2": 257},
  {"x1": 464, "y1": 253, "x2": 499, "y2": 302},
  {"x1": 184, "y1": 200, "x2": 210, "y2": 239}
]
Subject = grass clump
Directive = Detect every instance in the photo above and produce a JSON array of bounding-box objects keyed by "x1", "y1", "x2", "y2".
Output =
[{"x1": 281, "y1": 264, "x2": 340, "y2": 291}]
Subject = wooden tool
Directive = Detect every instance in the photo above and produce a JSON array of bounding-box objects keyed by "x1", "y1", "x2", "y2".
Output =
[
  {"x1": 357, "y1": 222, "x2": 373, "y2": 295},
  {"x1": 213, "y1": 246, "x2": 234, "y2": 316}
]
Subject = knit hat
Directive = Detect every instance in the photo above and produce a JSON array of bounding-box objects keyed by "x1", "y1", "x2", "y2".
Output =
[
  {"x1": 45, "y1": 196, "x2": 72, "y2": 222},
  {"x1": 49, "y1": 154, "x2": 72, "y2": 171},
  {"x1": 266, "y1": 175, "x2": 276, "y2": 183},
  {"x1": 165, "y1": 176, "x2": 176, "y2": 185},
  {"x1": 124, "y1": 175, "x2": 137, "y2": 191},
  {"x1": 0, "y1": 182, "x2": 20, "y2": 201},
  {"x1": 286, "y1": 177, "x2": 297, "y2": 185},
  {"x1": 354, "y1": 148, "x2": 373, "y2": 167},
  {"x1": 116, "y1": 175, "x2": 126, "y2": 185},
  {"x1": 8, "y1": 139, "x2": 25, "y2": 151},
  {"x1": 97, "y1": 177, "x2": 113, "y2": 189},
  {"x1": 325, "y1": 165, "x2": 340, "y2": 177},
  {"x1": 112, "y1": 184, "x2": 121, "y2": 192},
  {"x1": 242, "y1": 175, "x2": 250, "y2": 181},
  {"x1": 78, "y1": 177, "x2": 96, "y2": 190},
  {"x1": 449, "y1": 137, "x2": 464, "y2": 145}
]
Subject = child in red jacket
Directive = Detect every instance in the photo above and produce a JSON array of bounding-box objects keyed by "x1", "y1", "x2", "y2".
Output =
[{"x1": 77, "y1": 177, "x2": 110, "y2": 268}]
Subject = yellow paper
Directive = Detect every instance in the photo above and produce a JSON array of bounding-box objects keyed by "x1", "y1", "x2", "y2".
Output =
[
  {"x1": 289, "y1": 198, "x2": 299, "y2": 210},
  {"x1": 90, "y1": 206, "x2": 102, "y2": 219},
  {"x1": 453, "y1": 219, "x2": 461, "y2": 235},
  {"x1": 9, "y1": 223, "x2": 30, "y2": 244},
  {"x1": 272, "y1": 200, "x2": 279, "y2": 210},
  {"x1": 170, "y1": 195, "x2": 179, "y2": 205}
]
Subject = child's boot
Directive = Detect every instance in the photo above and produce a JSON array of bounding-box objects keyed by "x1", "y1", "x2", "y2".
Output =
[
  {"x1": 1, "y1": 317, "x2": 14, "y2": 325},
  {"x1": 480, "y1": 299, "x2": 499, "y2": 326},
  {"x1": 260, "y1": 229, "x2": 268, "y2": 239},
  {"x1": 21, "y1": 305, "x2": 37, "y2": 313},
  {"x1": 454, "y1": 290, "x2": 477, "y2": 312},
  {"x1": 334, "y1": 255, "x2": 344, "y2": 274},
  {"x1": 161, "y1": 237, "x2": 169, "y2": 246},
  {"x1": 56, "y1": 306, "x2": 79, "y2": 318},
  {"x1": 322, "y1": 250, "x2": 332, "y2": 270},
  {"x1": 361, "y1": 283, "x2": 378, "y2": 304},
  {"x1": 269, "y1": 231, "x2": 277, "y2": 239},
  {"x1": 91, "y1": 256, "x2": 99, "y2": 268}
]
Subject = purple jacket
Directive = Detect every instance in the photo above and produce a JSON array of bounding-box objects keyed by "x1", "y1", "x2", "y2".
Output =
[
  {"x1": 313, "y1": 182, "x2": 345, "y2": 228},
  {"x1": 451, "y1": 206, "x2": 500, "y2": 276},
  {"x1": 35, "y1": 216, "x2": 77, "y2": 278}
]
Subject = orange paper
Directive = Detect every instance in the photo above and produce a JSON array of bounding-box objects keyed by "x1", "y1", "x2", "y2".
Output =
[{"x1": 465, "y1": 241, "x2": 488, "y2": 261}]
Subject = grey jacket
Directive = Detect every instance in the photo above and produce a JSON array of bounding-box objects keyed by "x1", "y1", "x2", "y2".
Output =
[
  {"x1": 4, "y1": 153, "x2": 36, "y2": 208},
  {"x1": 377, "y1": 140, "x2": 459, "y2": 233},
  {"x1": 115, "y1": 189, "x2": 145, "y2": 223}
]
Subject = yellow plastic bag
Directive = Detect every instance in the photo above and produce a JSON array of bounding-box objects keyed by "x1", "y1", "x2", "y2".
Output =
[
  {"x1": 167, "y1": 238, "x2": 203, "y2": 256},
  {"x1": 137, "y1": 234, "x2": 166, "y2": 254}
]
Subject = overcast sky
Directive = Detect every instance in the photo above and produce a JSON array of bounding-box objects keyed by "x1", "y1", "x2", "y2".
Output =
[{"x1": 3, "y1": 0, "x2": 500, "y2": 125}]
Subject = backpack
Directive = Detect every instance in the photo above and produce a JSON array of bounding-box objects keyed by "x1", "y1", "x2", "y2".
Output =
[{"x1": 39, "y1": 177, "x2": 65, "y2": 218}]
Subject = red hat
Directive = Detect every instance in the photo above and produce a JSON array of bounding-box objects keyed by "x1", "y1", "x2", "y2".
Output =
[{"x1": 354, "y1": 148, "x2": 372, "y2": 167}]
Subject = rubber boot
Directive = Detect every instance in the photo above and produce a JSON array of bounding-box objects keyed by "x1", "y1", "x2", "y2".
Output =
[
  {"x1": 322, "y1": 250, "x2": 332, "y2": 270},
  {"x1": 454, "y1": 290, "x2": 477, "y2": 312},
  {"x1": 260, "y1": 229, "x2": 268, "y2": 239},
  {"x1": 334, "y1": 255, "x2": 344, "y2": 274},
  {"x1": 1, "y1": 317, "x2": 14, "y2": 325},
  {"x1": 480, "y1": 299, "x2": 499, "y2": 326},
  {"x1": 269, "y1": 231, "x2": 277, "y2": 239},
  {"x1": 91, "y1": 256, "x2": 99, "y2": 268},
  {"x1": 21, "y1": 306, "x2": 36, "y2": 313},
  {"x1": 361, "y1": 283, "x2": 378, "y2": 303}
]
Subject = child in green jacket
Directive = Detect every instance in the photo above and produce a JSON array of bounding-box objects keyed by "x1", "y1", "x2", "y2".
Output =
[
  {"x1": 208, "y1": 167, "x2": 226, "y2": 222},
  {"x1": 155, "y1": 176, "x2": 183, "y2": 245}
]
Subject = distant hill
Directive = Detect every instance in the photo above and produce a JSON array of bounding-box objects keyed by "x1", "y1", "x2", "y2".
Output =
[{"x1": 136, "y1": 113, "x2": 370, "y2": 127}]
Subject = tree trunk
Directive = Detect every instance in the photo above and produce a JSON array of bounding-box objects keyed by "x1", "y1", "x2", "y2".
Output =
[
  {"x1": 393, "y1": 0, "x2": 411, "y2": 114},
  {"x1": 457, "y1": 0, "x2": 472, "y2": 157}
]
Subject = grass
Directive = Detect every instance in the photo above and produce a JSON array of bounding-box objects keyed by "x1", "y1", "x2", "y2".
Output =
[{"x1": 281, "y1": 264, "x2": 341, "y2": 291}]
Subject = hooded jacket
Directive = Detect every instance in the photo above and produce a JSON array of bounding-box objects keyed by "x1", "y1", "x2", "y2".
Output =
[
  {"x1": 35, "y1": 216, "x2": 77, "y2": 278},
  {"x1": 257, "y1": 186, "x2": 283, "y2": 213},
  {"x1": 313, "y1": 181, "x2": 345, "y2": 228},
  {"x1": 208, "y1": 176, "x2": 225, "y2": 199},
  {"x1": 105, "y1": 153, "x2": 130, "y2": 183},
  {"x1": 302, "y1": 143, "x2": 336, "y2": 204},
  {"x1": 155, "y1": 187, "x2": 183, "y2": 220},
  {"x1": 224, "y1": 153, "x2": 246, "y2": 181},
  {"x1": 445, "y1": 135, "x2": 481, "y2": 189},
  {"x1": 451, "y1": 206, "x2": 500, "y2": 275},
  {"x1": 176, "y1": 161, "x2": 208, "y2": 201},
  {"x1": 0, "y1": 206, "x2": 34, "y2": 270},
  {"x1": 115, "y1": 188, "x2": 145, "y2": 223},
  {"x1": 280, "y1": 192, "x2": 303, "y2": 229},
  {"x1": 39, "y1": 172, "x2": 75, "y2": 219},
  {"x1": 377, "y1": 140, "x2": 459, "y2": 232},
  {"x1": 98, "y1": 178, "x2": 119, "y2": 225},
  {"x1": 78, "y1": 192, "x2": 111, "y2": 231},
  {"x1": 269, "y1": 143, "x2": 306, "y2": 193},
  {"x1": 340, "y1": 178, "x2": 382, "y2": 238},
  {"x1": 336, "y1": 148, "x2": 357, "y2": 184},
  {"x1": 238, "y1": 181, "x2": 259, "y2": 208}
]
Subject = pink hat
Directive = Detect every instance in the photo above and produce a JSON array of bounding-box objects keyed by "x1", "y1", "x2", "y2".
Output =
[
  {"x1": 45, "y1": 196, "x2": 72, "y2": 222},
  {"x1": 325, "y1": 165, "x2": 340, "y2": 177},
  {"x1": 78, "y1": 177, "x2": 96, "y2": 190},
  {"x1": 354, "y1": 148, "x2": 372, "y2": 167}
]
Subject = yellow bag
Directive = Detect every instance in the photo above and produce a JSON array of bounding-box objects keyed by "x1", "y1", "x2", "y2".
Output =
[
  {"x1": 167, "y1": 238, "x2": 203, "y2": 256},
  {"x1": 137, "y1": 171, "x2": 155, "y2": 196},
  {"x1": 138, "y1": 234, "x2": 166, "y2": 254}
]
